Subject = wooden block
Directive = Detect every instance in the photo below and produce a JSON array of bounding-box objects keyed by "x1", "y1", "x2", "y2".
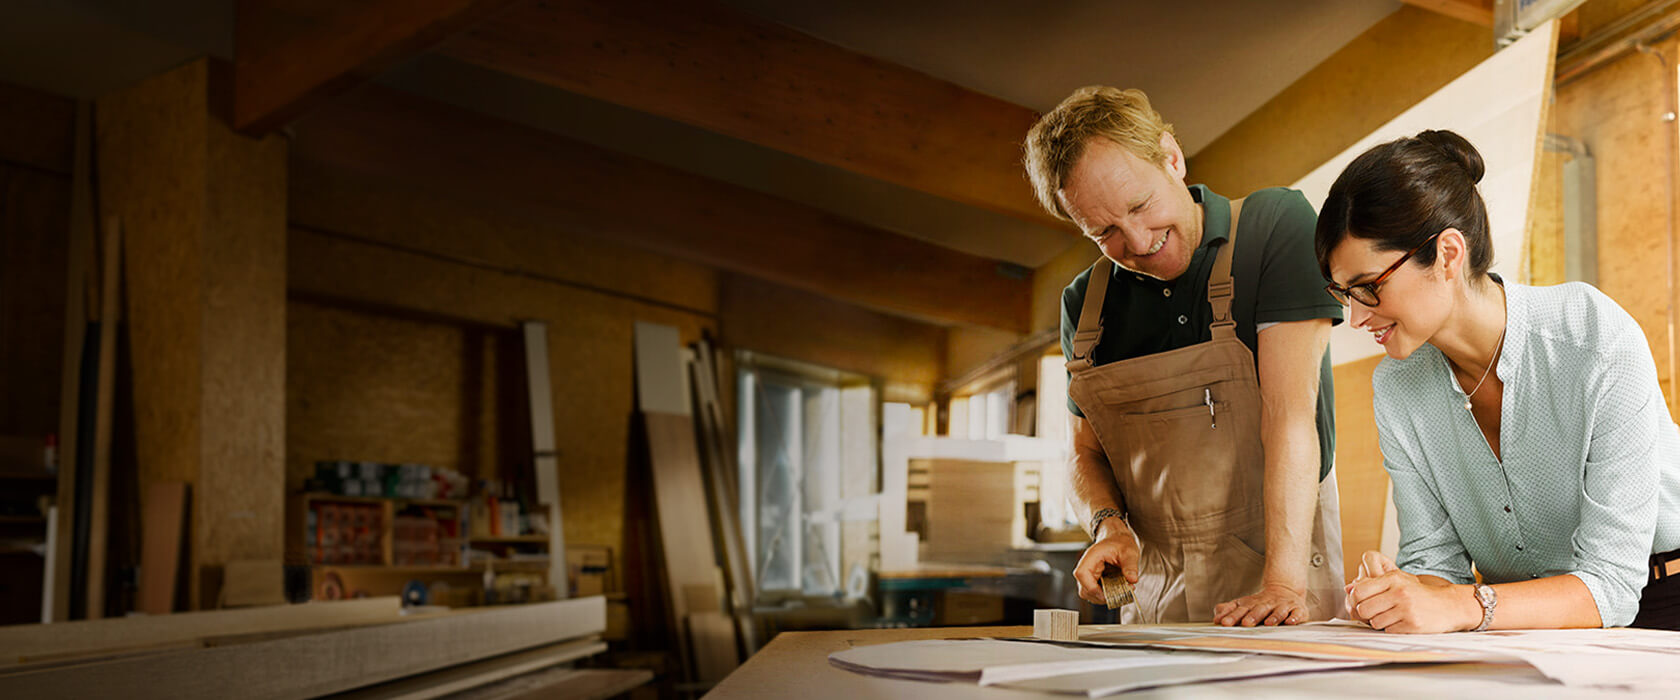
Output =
[
  {"x1": 138, "y1": 482, "x2": 189, "y2": 614},
  {"x1": 1033, "y1": 609, "x2": 1078, "y2": 642},
  {"x1": 1101, "y1": 571, "x2": 1136, "y2": 610}
]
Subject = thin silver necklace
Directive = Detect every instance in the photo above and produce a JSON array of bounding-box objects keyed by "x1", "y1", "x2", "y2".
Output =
[{"x1": 1463, "y1": 325, "x2": 1506, "y2": 411}]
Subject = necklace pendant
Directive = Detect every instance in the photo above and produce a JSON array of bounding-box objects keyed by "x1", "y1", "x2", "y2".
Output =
[{"x1": 1464, "y1": 400, "x2": 1473, "y2": 411}]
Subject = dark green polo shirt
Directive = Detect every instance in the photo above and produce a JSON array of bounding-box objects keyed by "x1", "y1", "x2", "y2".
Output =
[{"x1": 1059, "y1": 185, "x2": 1343, "y2": 480}]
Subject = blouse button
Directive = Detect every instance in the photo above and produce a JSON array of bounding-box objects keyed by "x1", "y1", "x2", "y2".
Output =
[
  {"x1": 1177, "y1": 315, "x2": 1188, "y2": 325},
  {"x1": 1310, "y1": 553, "x2": 1325, "y2": 568},
  {"x1": 1503, "y1": 506, "x2": 1511, "y2": 513},
  {"x1": 1515, "y1": 545, "x2": 1524, "y2": 551},
  {"x1": 1163, "y1": 289, "x2": 1172, "y2": 298}
]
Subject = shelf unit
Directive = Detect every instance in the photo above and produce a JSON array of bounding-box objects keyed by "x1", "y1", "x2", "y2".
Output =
[{"x1": 297, "y1": 492, "x2": 468, "y2": 568}]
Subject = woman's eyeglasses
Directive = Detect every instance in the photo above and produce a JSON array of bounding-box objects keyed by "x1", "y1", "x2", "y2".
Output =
[{"x1": 1324, "y1": 231, "x2": 1442, "y2": 307}]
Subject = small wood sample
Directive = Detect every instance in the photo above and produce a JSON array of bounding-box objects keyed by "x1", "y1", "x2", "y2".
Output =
[
  {"x1": 1101, "y1": 570, "x2": 1135, "y2": 610},
  {"x1": 1033, "y1": 609, "x2": 1078, "y2": 641}
]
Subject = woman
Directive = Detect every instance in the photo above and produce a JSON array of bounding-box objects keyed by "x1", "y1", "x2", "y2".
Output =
[{"x1": 1316, "y1": 129, "x2": 1680, "y2": 632}]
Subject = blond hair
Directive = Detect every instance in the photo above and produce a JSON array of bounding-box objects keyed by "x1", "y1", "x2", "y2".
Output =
[{"x1": 1023, "y1": 86, "x2": 1176, "y2": 222}]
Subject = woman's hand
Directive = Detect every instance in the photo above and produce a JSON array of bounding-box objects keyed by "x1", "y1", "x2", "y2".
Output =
[
  {"x1": 1344, "y1": 551, "x2": 1480, "y2": 633},
  {"x1": 1214, "y1": 583, "x2": 1309, "y2": 626}
]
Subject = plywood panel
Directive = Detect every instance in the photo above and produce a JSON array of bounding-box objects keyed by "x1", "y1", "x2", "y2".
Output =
[
  {"x1": 1332, "y1": 355, "x2": 1386, "y2": 584},
  {"x1": 0, "y1": 598, "x2": 606, "y2": 699},
  {"x1": 0, "y1": 597, "x2": 401, "y2": 666}
]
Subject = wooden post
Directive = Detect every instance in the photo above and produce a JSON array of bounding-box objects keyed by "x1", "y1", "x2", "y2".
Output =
[{"x1": 96, "y1": 59, "x2": 288, "y2": 609}]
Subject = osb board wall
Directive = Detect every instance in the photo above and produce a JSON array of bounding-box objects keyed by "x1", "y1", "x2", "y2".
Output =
[
  {"x1": 199, "y1": 112, "x2": 288, "y2": 575},
  {"x1": 945, "y1": 326, "x2": 1023, "y2": 386},
  {"x1": 1030, "y1": 239, "x2": 1099, "y2": 335},
  {"x1": 1548, "y1": 33, "x2": 1680, "y2": 401},
  {"x1": 1526, "y1": 142, "x2": 1568, "y2": 287},
  {"x1": 0, "y1": 82, "x2": 72, "y2": 438},
  {"x1": 289, "y1": 228, "x2": 716, "y2": 570},
  {"x1": 1187, "y1": 6, "x2": 1492, "y2": 197},
  {"x1": 97, "y1": 61, "x2": 210, "y2": 491},
  {"x1": 719, "y1": 273, "x2": 945, "y2": 392},
  {"x1": 97, "y1": 59, "x2": 287, "y2": 603},
  {"x1": 286, "y1": 301, "x2": 522, "y2": 491},
  {"x1": 1331, "y1": 355, "x2": 1385, "y2": 582}
]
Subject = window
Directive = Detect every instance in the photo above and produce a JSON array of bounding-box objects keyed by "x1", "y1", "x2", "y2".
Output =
[{"x1": 736, "y1": 354, "x2": 876, "y2": 599}]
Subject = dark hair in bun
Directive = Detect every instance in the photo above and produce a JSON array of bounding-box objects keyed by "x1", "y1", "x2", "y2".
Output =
[{"x1": 1314, "y1": 129, "x2": 1493, "y2": 282}]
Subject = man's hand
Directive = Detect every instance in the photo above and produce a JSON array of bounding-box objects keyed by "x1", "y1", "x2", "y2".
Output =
[
  {"x1": 1344, "y1": 550, "x2": 1478, "y2": 634},
  {"x1": 1214, "y1": 583, "x2": 1309, "y2": 626},
  {"x1": 1073, "y1": 528, "x2": 1141, "y2": 607}
]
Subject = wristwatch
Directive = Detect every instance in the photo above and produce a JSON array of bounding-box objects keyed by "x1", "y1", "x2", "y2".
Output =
[
  {"x1": 1089, "y1": 508, "x2": 1123, "y2": 540},
  {"x1": 1471, "y1": 583, "x2": 1497, "y2": 632}
]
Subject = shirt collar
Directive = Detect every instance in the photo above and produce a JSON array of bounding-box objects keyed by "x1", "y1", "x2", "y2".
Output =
[
  {"x1": 1494, "y1": 274, "x2": 1524, "y2": 382},
  {"x1": 1191, "y1": 184, "x2": 1231, "y2": 247}
]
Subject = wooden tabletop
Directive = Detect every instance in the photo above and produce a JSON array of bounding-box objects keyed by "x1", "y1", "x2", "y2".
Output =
[{"x1": 706, "y1": 624, "x2": 1576, "y2": 699}]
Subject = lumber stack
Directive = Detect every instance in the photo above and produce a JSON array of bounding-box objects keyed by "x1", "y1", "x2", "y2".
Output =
[{"x1": 0, "y1": 597, "x2": 611, "y2": 699}]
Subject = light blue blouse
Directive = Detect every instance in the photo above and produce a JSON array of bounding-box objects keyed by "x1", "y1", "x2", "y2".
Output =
[{"x1": 1372, "y1": 280, "x2": 1680, "y2": 627}]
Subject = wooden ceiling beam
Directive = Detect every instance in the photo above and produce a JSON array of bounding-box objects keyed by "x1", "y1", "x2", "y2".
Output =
[
  {"x1": 233, "y1": 0, "x2": 518, "y2": 133},
  {"x1": 290, "y1": 88, "x2": 1032, "y2": 333},
  {"x1": 436, "y1": 0, "x2": 1068, "y2": 232},
  {"x1": 1399, "y1": 0, "x2": 1494, "y2": 27}
]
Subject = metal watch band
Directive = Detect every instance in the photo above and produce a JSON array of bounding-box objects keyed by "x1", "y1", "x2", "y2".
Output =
[
  {"x1": 1472, "y1": 583, "x2": 1497, "y2": 632},
  {"x1": 1089, "y1": 508, "x2": 1123, "y2": 540}
]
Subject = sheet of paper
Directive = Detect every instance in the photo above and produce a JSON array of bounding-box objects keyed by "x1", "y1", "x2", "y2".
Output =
[
  {"x1": 829, "y1": 638, "x2": 1234, "y2": 683},
  {"x1": 994, "y1": 656, "x2": 1374, "y2": 698}
]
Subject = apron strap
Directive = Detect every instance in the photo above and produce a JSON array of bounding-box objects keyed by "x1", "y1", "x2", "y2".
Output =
[
  {"x1": 1068, "y1": 258, "x2": 1112, "y2": 370},
  {"x1": 1208, "y1": 198, "x2": 1244, "y2": 340}
]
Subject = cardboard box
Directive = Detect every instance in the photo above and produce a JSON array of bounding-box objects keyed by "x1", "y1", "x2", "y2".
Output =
[{"x1": 567, "y1": 546, "x2": 612, "y2": 597}]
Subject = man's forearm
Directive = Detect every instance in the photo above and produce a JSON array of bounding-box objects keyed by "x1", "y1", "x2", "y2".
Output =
[
  {"x1": 1068, "y1": 416, "x2": 1126, "y2": 538},
  {"x1": 1260, "y1": 422, "x2": 1318, "y2": 590}
]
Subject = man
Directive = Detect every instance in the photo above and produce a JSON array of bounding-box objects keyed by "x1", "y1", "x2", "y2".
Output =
[{"x1": 1023, "y1": 86, "x2": 1345, "y2": 625}]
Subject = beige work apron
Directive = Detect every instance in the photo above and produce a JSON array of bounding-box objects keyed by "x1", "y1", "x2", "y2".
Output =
[{"x1": 1066, "y1": 200, "x2": 1345, "y2": 623}]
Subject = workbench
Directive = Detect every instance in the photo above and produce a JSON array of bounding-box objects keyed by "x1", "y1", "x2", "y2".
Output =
[{"x1": 706, "y1": 624, "x2": 1637, "y2": 699}]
